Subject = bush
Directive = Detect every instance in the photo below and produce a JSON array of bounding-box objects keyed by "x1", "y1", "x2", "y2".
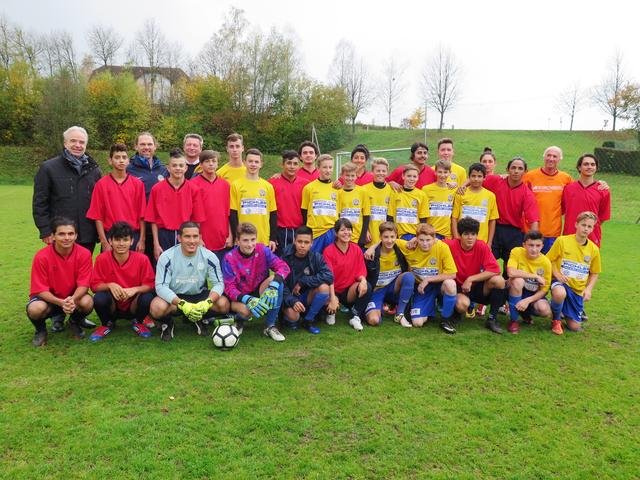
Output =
[{"x1": 593, "y1": 147, "x2": 640, "y2": 176}]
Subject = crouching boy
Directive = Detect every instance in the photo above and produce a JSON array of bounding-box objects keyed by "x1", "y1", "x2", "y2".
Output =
[{"x1": 222, "y1": 223, "x2": 291, "y2": 341}]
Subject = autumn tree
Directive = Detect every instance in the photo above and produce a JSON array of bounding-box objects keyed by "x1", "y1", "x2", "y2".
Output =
[{"x1": 422, "y1": 45, "x2": 461, "y2": 131}]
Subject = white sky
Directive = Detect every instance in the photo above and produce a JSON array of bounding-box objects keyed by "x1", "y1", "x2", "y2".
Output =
[{"x1": 4, "y1": 0, "x2": 640, "y2": 130}]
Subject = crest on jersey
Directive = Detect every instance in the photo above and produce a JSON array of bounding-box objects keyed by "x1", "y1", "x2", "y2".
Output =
[
  {"x1": 411, "y1": 200, "x2": 418, "y2": 206},
  {"x1": 430, "y1": 258, "x2": 437, "y2": 265},
  {"x1": 259, "y1": 189, "x2": 266, "y2": 196},
  {"x1": 331, "y1": 193, "x2": 337, "y2": 200},
  {"x1": 584, "y1": 256, "x2": 590, "y2": 262},
  {"x1": 385, "y1": 196, "x2": 390, "y2": 204},
  {"x1": 353, "y1": 198, "x2": 360, "y2": 206},
  {"x1": 536, "y1": 268, "x2": 544, "y2": 275},
  {"x1": 197, "y1": 262, "x2": 204, "y2": 270},
  {"x1": 451, "y1": 174, "x2": 457, "y2": 179},
  {"x1": 448, "y1": 195, "x2": 453, "y2": 201},
  {"x1": 482, "y1": 199, "x2": 488, "y2": 206},
  {"x1": 157, "y1": 175, "x2": 165, "y2": 182}
]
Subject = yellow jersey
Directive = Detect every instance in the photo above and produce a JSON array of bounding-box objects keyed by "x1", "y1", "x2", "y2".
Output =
[
  {"x1": 507, "y1": 247, "x2": 552, "y2": 293},
  {"x1": 422, "y1": 183, "x2": 455, "y2": 238},
  {"x1": 434, "y1": 161, "x2": 467, "y2": 188},
  {"x1": 375, "y1": 248, "x2": 403, "y2": 289},
  {"x1": 397, "y1": 239, "x2": 457, "y2": 281},
  {"x1": 217, "y1": 163, "x2": 247, "y2": 184},
  {"x1": 389, "y1": 188, "x2": 429, "y2": 237},
  {"x1": 230, "y1": 177, "x2": 276, "y2": 245},
  {"x1": 363, "y1": 182, "x2": 393, "y2": 247},
  {"x1": 301, "y1": 179, "x2": 338, "y2": 238},
  {"x1": 452, "y1": 187, "x2": 499, "y2": 242},
  {"x1": 546, "y1": 235, "x2": 601, "y2": 296},
  {"x1": 338, "y1": 186, "x2": 371, "y2": 243}
]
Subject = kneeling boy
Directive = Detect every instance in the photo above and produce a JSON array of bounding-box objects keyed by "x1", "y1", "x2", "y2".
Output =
[
  {"x1": 222, "y1": 223, "x2": 291, "y2": 341},
  {"x1": 27, "y1": 217, "x2": 94, "y2": 346},
  {"x1": 90, "y1": 222, "x2": 156, "y2": 341},
  {"x1": 150, "y1": 222, "x2": 229, "y2": 341},
  {"x1": 281, "y1": 226, "x2": 334, "y2": 334}
]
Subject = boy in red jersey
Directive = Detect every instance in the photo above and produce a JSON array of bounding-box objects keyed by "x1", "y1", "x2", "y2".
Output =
[
  {"x1": 297, "y1": 141, "x2": 320, "y2": 183},
  {"x1": 387, "y1": 142, "x2": 436, "y2": 191},
  {"x1": 87, "y1": 143, "x2": 147, "y2": 252},
  {"x1": 562, "y1": 154, "x2": 611, "y2": 247},
  {"x1": 190, "y1": 150, "x2": 232, "y2": 261},
  {"x1": 89, "y1": 222, "x2": 156, "y2": 341},
  {"x1": 444, "y1": 217, "x2": 506, "y2": 334},
  {"x1": 145, "y1": 149, "x2": 205, "y2": 260},
  {"x1": 27, "y1": 217, "x2": 94, "y2": 347},
  {"x1": 269, "y1": 150, "x2": 307, "y2": 255}
]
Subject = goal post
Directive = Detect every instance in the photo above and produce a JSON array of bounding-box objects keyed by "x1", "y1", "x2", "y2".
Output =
[{"x1": 334, "y1": 147, "x2": 412, "y2": 179}]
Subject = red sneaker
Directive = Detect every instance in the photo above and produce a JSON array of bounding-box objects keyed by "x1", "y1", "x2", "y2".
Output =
[
  {"x1": 508, "y1": 321, "x2": 520, "y2": 334},
  {"x1": 90, "y1": 325, "x2": 111, "y2": 342},
  {"x1": 551, "y1": 320, "x2": 564, "y2": 335},
  {"x1": 142, "y1": 316, "x2": 155, "y2": 329},
  {"x1": 132, "y1": 323, "x2": 152, "y2": 338}
]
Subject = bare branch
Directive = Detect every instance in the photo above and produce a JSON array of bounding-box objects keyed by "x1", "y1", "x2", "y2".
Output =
[
  {"x1": 87, "y1": 25, "x2": 123, "y2": 67},
  {"x1": 422, "y1": 45, "x2": 461, "y2": 131},
  {"x1": 592, "y1": 50, "x2": 627, "y2": 131}
]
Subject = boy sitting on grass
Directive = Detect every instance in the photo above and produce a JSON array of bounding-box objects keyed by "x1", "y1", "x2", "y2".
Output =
[{"x1": 222, "y1": 222, "x2": 291, "y2": 342}]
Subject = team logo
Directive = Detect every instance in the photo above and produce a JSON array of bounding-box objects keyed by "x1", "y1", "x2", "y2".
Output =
[
  {"x1": 536, "y1": 268, "x2": 544, "y2": 275},
  {"x1": 448, "y1": 195, "x2": 453, "y2": 201},
  {"x1": 303, "y1": 267, "x2": 310, "y2": 275},
  {"x1": 481, "y1": 199, "x2": 488, "y2": 206},
  {"x1": 584, "y1": 256, "x2": 591, "y2": 262},
  {"x1": 430, "y1": 258, "x2": 437, "y2": 265},
  {"x1": 157, "y1": 175, "x2": 165, "y2": 182},
  {"x1": 353, "y1": 199, "x2": 360, "y2": 206},
  {"x1": 197, "y1": 262, "x2": 204, "y2": 270},
  {"x1": 331, "y1": 193, "x2": 337, "y2": 200},
  {"x1": 385, "y1": 197, "x2": 390, "y2": 204},
  {"x1": 451, "y1": 174, "x2": 457, "y2": 179},
  {"x1": 411, "y1": 200, "x2": 418, "y2": 206},
  {"x1": 259, "y1": 189, "x2": 266, "y2": 197}
]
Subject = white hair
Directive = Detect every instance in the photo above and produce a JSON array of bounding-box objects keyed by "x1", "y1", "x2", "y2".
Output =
[
  {"x1": 63, "y1": 126, "x2": 88, "y2": 143},
  {"x1": 544, "y1": 146, "x2": 563, "y2": 160}
]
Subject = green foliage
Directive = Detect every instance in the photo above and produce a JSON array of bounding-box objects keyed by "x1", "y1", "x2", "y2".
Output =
[
  {"x1": 86, "y1": 71, "x2": 152, "y2": 148},
  {"x1": 0, "y1": 62, "x2": 41, "y2": 145}
]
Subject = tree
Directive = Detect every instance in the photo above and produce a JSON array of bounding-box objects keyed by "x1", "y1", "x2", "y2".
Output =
[
  {"x1": 556, "y1": 83, "x2": 583, "y2": 131},
  {"x1": 0, "y1": 61, "x2": 41, "y2": 144},
  {"x1": 618, "y1": 83, "x2": 640, "y2": 143},
  {"x1": 592, "y1": 51, "x2": 628, "y2": 132},
  {"x1": 379, "y1": 56, "x2": 407, "y2": 127},
  {"x1": 400, "y1": 108, "x2": 424, "y2": 130},
  {"x1": 87, "y1": 26, "x2": 123, "y2": 67},
  {"x1": 330, "y1": 40, "x2": 373, "y2": 132},
  {"x1": 133, "y1": 19, "x2": 168, "y2": 101},
  {"x1": 197, "y1": 7, "x2": 248, "y2": 79},
  {"x1": 41, "y1": 31, "x2": 78, "y2": 80},
  {"x1": 422, "y1": 45, "x2": 461, "y2": 131}
]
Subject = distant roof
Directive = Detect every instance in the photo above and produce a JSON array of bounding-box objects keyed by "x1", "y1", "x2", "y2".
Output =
[{"x1": 91, "y1": 65, "x2": 189, "y2": 83}]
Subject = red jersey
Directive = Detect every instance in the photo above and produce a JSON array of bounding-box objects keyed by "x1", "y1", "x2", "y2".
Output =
[
  {"x1": 443, "y1": 238, "x2": 500, "y2": 286},
  {"x1": 87, "y1": 174, "x2": 147, "y2": 232},
  {"x1": 561, "y1": 180, "x2": 611, "y2": 246},
  {"x1": 297, "y1": 167, "x2": 320, "y2": 184},
  {"x1": 191, "y1": 175, "x2": 231, "y2": 251},
  {"x1": 91, "y1": 251, "x2": 155, "y2": 311},
  {"x1": 483, "y1": 175, "x2": 539, "y2": 230},
  {"x1": 323, "y1": 242, "x2": 367, "y2": 294},
  {"x1": 30, "y1": 244, "x2": 92, "y2": 298},
  {"x1": 269, "y1": 175, "x2": 306, "y2": 228},
  {"x1": 144, "y1": 179, "x2": 205, "y2": 230},
  {"x1": 387, "y1": 164, "x2": 436, "y2": 189}
]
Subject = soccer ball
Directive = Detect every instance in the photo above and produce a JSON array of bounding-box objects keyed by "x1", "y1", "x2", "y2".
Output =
[{"x1": 212, "y1": 324, "x2": 240, "y2": 350}]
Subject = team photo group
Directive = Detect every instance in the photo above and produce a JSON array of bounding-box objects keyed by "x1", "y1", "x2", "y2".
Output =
[{"x1": 27, "y1": 125, "x2": 610, "y2": 347}]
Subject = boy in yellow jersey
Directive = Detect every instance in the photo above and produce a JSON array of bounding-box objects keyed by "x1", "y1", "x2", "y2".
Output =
[
  {"x1": 452, "y1": 163, "x2": 498, "y2": 246},
  {"x1": 505, "y1": 230, "x2": 552, "y2": 334},
  {"x1": 363, "y1": 222, "x2": 415, "y2": 327},
  {"x1": 363, "y1": 158, "x2": 394, "y2": 247},
  {"x1": 546, "y1": 211, "x2": 601, "y2": 335},
  {"x1": 230, "y1": 148, "x2": 277, "y2": 251},
  {"x1": 337, "y1": 162, "x2": 370, "y2": 247},
  {"x1": 389, "y1": 164, "x2": 429, "y2": 240},
  {"x1": 423, "y1": 159, "x2": 456, "y2": 239},
  {"x1": 216, "y1": 133, "x2": 247, "y2": 184},
  {"x1": 435, "y1": 138, "x2": 467, "y2": 187},
  {"x1": 301, "y1": 154, "x2": 339, "y2": 252}
]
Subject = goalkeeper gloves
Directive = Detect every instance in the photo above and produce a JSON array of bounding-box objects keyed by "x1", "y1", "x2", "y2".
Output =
[
  {"x1": 177, "y1": 300, "x2": 203, "y2": 322},
  {"x1": 259, "y1": 281, "x2": 280, "y2": 309},
  {"x1": 193, "y1": 298, "x2": 214, "y2": 316},
  {"x1": 242, "y1": 295, "x2": 269, "y2": 318}
]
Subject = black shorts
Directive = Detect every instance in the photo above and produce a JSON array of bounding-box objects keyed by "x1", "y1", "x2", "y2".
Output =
[
  {"x1": 492, "y1": 224, "x2": 523, "y2": 264},
  {"x1": 26, "y1": 296, "x2": 63, "y2": 318},
  {"x1": 175, "y1": 290, "x2": 216, "y2": 319},
  {"x1": 457, "y1": 281, "x2": 490, "y2": 305}
]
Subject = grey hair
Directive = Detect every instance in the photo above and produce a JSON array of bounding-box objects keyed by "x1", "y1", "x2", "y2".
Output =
[
  {"x1": 543, "y1": 146, "x2": 563, "y2": 160},
  {"x1": 63, "y1": 126, "x2": 88, "y2": 143},
  {"x1": 183, "y1": 133, "x2": 204, "y2": 146}
]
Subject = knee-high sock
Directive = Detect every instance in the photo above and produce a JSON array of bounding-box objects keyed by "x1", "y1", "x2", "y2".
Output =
[
  {"x1": 551, "y1": 300, "x2": 563, "y2": 321},
  {"x1": 508, "y1": 294, "x2": 523, "y2": 322},
  {"x1": 135, "y1": 292, "x2": 154, "y2": 322},
  {"x1": 488, "y1": 287, "x2": 506, "y2": 317},
  {"x1": 396, "y1": 275, "x2": 414, "y2": 315},
  {"x1": 304, "y1": 292, "x2": 329, "y2": 323},
  {"x1": 93, "y1": 291, "x2": 114, "y2": 326},
  {"x1": 264, "y1": 283, "x2": 284, "y2": 328},
  {"x1": 28, "y1": 316, "x2": 46, "y2": 332},
  {"x1": 441, "y1": 293, "x2": 456, "y2": 319}
]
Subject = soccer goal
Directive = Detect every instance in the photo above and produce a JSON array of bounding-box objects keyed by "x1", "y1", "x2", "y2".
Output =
[{"x1": 334, "y1": 147, "x2": 412, "y2": 179}]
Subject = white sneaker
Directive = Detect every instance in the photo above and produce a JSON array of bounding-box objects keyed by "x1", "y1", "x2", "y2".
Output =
[
  {"x1": 326, "y1": 313, "x2": 336, "y2": 325},
  {"x1": 349, "y1": 316, "x2": 364, "y2": 331},
  {"x1": 263, "y1": 326, "x2": 285, "y2": 342},
  {"x1": 396, "y1": 313, "x2": 412, "y2": 328}
]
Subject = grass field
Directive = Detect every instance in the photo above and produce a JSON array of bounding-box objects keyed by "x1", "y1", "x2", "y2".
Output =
[{"x1": 1, "y1": 130, "x2": 639, "y2": 478}]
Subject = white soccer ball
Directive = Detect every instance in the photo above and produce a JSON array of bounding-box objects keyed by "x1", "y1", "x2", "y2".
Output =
[{"x1": 212, "y1": 324, "x2": 240, "y2": 350}]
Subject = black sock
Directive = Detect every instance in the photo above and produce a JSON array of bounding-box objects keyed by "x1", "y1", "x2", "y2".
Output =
[
  {"x1": 489, "y1": 288, "x2": 507, "y2": 317},
  {"x1": 29, "y1": 317, "x2": 46, "y2": 332}
]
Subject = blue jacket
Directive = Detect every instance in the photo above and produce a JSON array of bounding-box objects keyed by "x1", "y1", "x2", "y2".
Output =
[
  {"x1": 281, "y1": 244, "x2": 334, "y2": 307},
  {"x1": 127, "y1": 154, "x2": 168, "y2": 199}
]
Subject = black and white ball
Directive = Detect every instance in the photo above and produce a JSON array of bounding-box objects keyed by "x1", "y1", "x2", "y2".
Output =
[{"x1": 212, "y1": 324, "x2": 240, "y2": 350}]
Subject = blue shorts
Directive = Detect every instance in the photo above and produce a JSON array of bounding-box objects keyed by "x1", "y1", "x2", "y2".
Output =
[
  {"x1": 365, "y1": 282, "x2": 398, "y2": 314},
  {"x1": 287, "y1": 290, "x2": 312, "y2": 309},
  {"x1": 551, "y1": 282, "x2": 583, "y2": 322},
  {"x1": 517, "y1": 289, "x2": 548, "y2": 317},
  {"x1": 436, "y1": 233, "x2": 445, "y2": 240},
  {"x1": 410, "y1": 282, "x2": 441, "y2": 318},
  {"x1": 542, "y1": 237, "x2": 557, "y2": 254},
  {"x1": 310, "y1": 229, "x2": 336, "y2": 253}
]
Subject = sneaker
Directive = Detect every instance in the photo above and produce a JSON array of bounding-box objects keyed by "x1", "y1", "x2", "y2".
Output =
[
  {"x1": 77, "y1": 317, "x2": 97, "y2": 329},
  {"x1": 498, "y1": 304, "x2": 509, "y2": 315},
  {"x1": 32, "y1": 330, "x2": 47, "y2": 347},
  {"x1": 132, "y1": 323, "x2": 152, "y2": 338},
  {"x1": 465, "y1": 306, "x2": 476, "y2": 318},
  {"x1": 68, "y1": 320, "x2": 85, "y2": 340},
  {"x1": 339, "y1": 305, "x2": 349, "y2": 313},
  {"x1": 395, "y1": 313, "x2": 412, "y2": 328},
  {"x1": 507, "y1": 321, "x2": 520, "y2": 334},
  {"x1": 485, "y1": 317, "x2": 503, "y2": 334},
  {"x1": 476, "y1": 305, "x2": 487, "y2": 316},
  {"x1": 325, "y1": 313, "x2": 336, "y2": 325},
  {"x1": 551, "y1": 320, "x2": 564, "y2": 335},
  {"x1": 264, "y1": 326, "x2": 285, "y2": 342},
  {"x1": 383, "y1": 303, "x2": 397, "y2": 316},
  {"x1": 521, "y1": 313, "x2": 533, "y2": 325},
  {"x1": 440, "y1": 320, "x2": 456, "y2": 334},
  {"x1": 193, "y1": 320, "x2": 209, "y2": 336},
  {"x1": 349, "y1": 316, "x2": 364, "y2": 331},
  {"x1": 51, "y1": 314, "x2": 65, "y2": 332},
  {"x1": 142, "y1": 316, "x2": 155, "y2": 329},
  {"x1": 90, "y1": 325, "x2": 112, "y2": 342},
  {"x1": 160, "y1": 322, "x2": 174, "y2": 342},
  {"x1": 303, "y1": 321, "x2": 320, "y2": 334}
]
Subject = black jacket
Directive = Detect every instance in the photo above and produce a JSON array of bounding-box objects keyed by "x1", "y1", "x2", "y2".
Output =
[
  {"x1": 365, "y1": 243, "x2": 410, "y2": 287},
  {"x1": 32, "y1": 153, "x2": 102, "y2": 243},
  {"x1": 281, "y1": 244, "x2": 334, "y2": 307}
]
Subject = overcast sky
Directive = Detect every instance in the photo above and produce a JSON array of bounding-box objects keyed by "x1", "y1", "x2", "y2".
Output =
[{"x1": 4, "y1": 0, "x2": 639, "y2": 130}]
